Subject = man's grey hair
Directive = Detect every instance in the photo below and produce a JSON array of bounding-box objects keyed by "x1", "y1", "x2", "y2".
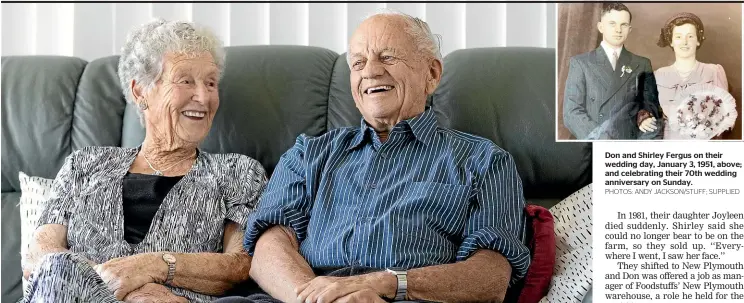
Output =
[
  {"x1": 117, "y1": 19, "x2": 225, "y2": 122},
  {"x1": 347, "y1": 10, "x2": 442, "y2": 65}
]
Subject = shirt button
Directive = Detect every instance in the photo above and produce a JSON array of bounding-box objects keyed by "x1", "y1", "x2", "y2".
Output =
[
  {"x1": 379, "y1": 152, "x2": 387, "y2": 158},
  {"x1": 369, "y1": 183, "x2": 377, "y2": 189},
  {"x1": 599, "y1": 114, "x2": 604, "y2": 118}
]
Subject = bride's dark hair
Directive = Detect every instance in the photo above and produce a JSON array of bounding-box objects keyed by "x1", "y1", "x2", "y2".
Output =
[{"x1": 657, "y1": 13, "x2": 705, "y2": 49}]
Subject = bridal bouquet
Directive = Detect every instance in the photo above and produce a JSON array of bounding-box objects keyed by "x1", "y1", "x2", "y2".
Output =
[{"x1": 669, "y1": 83, "x2": 738, "y2": 139}]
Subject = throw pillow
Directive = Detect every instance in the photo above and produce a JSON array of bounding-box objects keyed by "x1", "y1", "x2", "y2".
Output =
[
  {"x1": 18, "y1": 171, "x2": 55, "y2": 286},
  {"x1": 518, "y1": 204, "x2": 556, "y2": 303},
  {"x1": 539, "y1": 183, "x2": 593, "y2": 303}
]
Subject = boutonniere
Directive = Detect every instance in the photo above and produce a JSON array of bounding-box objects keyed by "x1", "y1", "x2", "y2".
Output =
[{"x1": 620, "y1": 65, "x2": 633, "y2": 77}]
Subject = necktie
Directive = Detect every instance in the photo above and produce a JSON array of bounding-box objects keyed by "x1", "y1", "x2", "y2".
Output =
[{"x1": 612, "y1": 50, "x2": 619, "y2": 71}]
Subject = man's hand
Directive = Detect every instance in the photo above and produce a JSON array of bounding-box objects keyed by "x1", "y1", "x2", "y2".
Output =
[
  {"x1": 94, "y1": 253, "x2": 166, "y2": 300},
  {"x1": 639, "y1": 117, "x2": 657, "y2": 133},
  {"x1": 123, "y1": 283, "x2": 188, "y2": 303},
  {"x1": 295, "y1": 272, "x2": 396, "y2": 303}
]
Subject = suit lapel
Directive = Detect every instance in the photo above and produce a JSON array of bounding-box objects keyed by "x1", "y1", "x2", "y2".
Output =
[
  {"x1": 600, "y1": 47, "x2": 639, "y2": 106},
  {"x1": 589, "y1": 47, "x2": 613, "y2": 89}
]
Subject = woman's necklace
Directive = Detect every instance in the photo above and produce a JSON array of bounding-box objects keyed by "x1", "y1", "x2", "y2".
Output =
[{"x1": 142, "y1": 151, "x2": 195, "y2": 176}]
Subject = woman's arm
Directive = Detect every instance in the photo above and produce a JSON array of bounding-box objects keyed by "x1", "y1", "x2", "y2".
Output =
[
  {"x1": 714, "y1": 64, "x2": 728, "y2": 91},
  {"x1": 165, "y1": 221, "x2": 251, "y2": 295},
  {"x1": 24, "y1": 152, "x2": 85, "y2": 278},
  {"x1": 97, "y1": 221, "x2": 251, "y2": 297},
  {"x1": 23, "y1": 224, "x2": 76, "y2": 279}
]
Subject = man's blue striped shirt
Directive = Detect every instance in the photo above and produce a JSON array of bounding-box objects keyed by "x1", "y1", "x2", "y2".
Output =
[{"x1": 244, "y1": 109, "x2": 531, "y2": 281}]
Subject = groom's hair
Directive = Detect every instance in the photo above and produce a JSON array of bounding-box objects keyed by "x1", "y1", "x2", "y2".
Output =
[{"x1": 600, "y1": 3, "x2": 632, "y2": 23}]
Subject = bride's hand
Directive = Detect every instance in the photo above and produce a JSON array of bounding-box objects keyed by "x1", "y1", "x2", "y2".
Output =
[{"x1": 639, "y1": 117, "x2": 658, "y2": 133}]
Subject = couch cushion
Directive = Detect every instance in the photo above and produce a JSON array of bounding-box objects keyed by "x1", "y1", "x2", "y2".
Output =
[
  {"x1": 1, "y1": 56, "x2": 86, "y2": 192},
  {"x1": 72, "y1": 56, "x2": 127, "y2": 150},
  {"x1": 327, "y1": 54, "x2": 362, "y2": 129},
  {"x1": 432, "y1": 47, "x2": 591, "y2": 199},
  {"x1": 121, "y1": 45, "x2": 339, "y2": 176},
  {"x1": 1, "y1": 192, "x2": 23, "y2": 303}
]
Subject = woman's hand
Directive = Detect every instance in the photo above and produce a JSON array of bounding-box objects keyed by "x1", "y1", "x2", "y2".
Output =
[
  {"x1": 639, "y1": 117, "x2": 658, "y2": 133},
  {"x1": 94, "y1": 253, "x2": 166, "y2": 300},
  {"x1": 123, "y1": 283, "x2": 188, "y2": 303}
]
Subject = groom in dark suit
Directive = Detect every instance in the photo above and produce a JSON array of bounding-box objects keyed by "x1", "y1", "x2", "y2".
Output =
[{"x1": 563, "y1": 3, "x2": 663, "y2": 140}]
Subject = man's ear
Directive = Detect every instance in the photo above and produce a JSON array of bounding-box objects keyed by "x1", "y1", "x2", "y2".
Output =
[
  {"x1": 597, "y1": 22, "x2": 604, "y2": 34},
  {"x1": 425, "y1": 58, "x2": 443, "y2": 95}
]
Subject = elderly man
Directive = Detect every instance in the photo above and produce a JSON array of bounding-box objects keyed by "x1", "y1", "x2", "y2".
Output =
[{"x1": 218, "y1": 12, "x2": 530, "y2": 303}]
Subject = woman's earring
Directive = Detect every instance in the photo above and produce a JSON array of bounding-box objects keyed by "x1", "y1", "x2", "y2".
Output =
[{"x1": 138, "y1": 101, "x2": 148, "y2": 111}]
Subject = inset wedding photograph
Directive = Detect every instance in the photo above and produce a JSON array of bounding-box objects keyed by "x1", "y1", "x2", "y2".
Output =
[{"x1": 556, "y1": 2, "x2": 742, "y2": 141}]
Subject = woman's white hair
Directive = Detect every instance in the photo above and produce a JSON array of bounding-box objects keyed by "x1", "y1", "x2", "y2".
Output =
[
  {"x1": 117, "y1": 19, "x2": 225, "y2": 118},
  {"x1": 347, "y1": 10, "x2": 442, "y2": 64}
]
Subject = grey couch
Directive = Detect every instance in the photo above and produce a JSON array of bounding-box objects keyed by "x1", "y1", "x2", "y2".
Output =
[{"x1": 1, "y1": 46, "x2": 592, "y2": 302}]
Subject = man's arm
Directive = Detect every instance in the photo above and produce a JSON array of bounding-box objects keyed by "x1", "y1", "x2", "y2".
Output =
[
  {"x1": 563, "y1": 56, "x2": 599, "y2": 139},
  {"x1": 407, "y1": 250, "x2": 511, "y2": 302},
  {"x1": 251, "y1": 225, "x2": 316, "y2": 302},
  {"x1": 243, "y1": 135, "x2": 316, "y2": 301},
  {"x1": 640, "y1": 58, "x2": 661, "y2": 119},
  {"x1": 636, "y1": 59, "x2": 662, "y2": 138},
  {"x1": 307, "y1": 249, "x2": 510, "y2": 302}
]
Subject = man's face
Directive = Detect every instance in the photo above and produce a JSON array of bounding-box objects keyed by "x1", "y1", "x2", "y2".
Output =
[
  {"x1": 597, "y1": 10, "x2": 632, "y2": 48},
  {"x1": 348, "y1": 15, "x2": 442, "y2": 126}
]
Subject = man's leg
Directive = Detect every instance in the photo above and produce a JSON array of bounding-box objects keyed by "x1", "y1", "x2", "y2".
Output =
[{"x1": 23, "y1": 252, "x2": 119, "y2": 303}]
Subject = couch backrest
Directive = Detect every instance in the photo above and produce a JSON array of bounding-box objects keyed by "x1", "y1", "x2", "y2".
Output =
[
  {"x1": 2, "y1": 45, "x2": 591, "y2": 201},
  {"x1": 2, "y1": 56, "x2": 85, "y2": 192},
  {"x1": 433, "y1": 47, "x2": 592, "y2": 199}
]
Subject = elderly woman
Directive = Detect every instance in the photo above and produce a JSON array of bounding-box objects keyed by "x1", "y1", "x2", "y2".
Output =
[
  {"x1": 21, "y1": 19, "x2": 266, "y2": 303},
  {"x1": 654, "y1": 12, "x2": 730, "y2": 139}
]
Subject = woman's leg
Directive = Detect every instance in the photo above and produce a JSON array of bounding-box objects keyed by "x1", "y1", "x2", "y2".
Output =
[
  {"x1": 213, "y1": 294, "x2": 283, "y2": 303},
  {"x1": 23, "y1": 252, "x2": 120, "y2": 303}
]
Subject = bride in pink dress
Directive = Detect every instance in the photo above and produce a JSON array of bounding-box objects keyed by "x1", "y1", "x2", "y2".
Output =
[{"x1": 654, "y1": 13, "x2": 729, "y2": 140}]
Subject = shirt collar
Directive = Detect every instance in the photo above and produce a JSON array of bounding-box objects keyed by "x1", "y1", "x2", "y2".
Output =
[
  {"x1": 347, "y1": 107, "x2": 438, "y2": 151},
  {"x1": 600, "y1": 41, "x2": 623, "y2": 58}
]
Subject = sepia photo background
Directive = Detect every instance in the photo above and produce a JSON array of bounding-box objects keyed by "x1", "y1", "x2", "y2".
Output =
[{"x1": 557, "y1": 3, "x2": 742, "y2": 140}]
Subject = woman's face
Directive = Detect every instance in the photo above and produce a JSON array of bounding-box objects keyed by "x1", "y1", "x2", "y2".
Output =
[
  {"x1": 671, "y1": 23, "x2": 699, "y2": 59},
  {"x1": 142, "y1": 51, "x2": 220, "y2": 146}
]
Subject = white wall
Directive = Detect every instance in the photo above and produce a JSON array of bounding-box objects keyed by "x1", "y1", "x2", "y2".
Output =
[{"x1": 1, "y1": 3, "x2": 555, "y2": 61}]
